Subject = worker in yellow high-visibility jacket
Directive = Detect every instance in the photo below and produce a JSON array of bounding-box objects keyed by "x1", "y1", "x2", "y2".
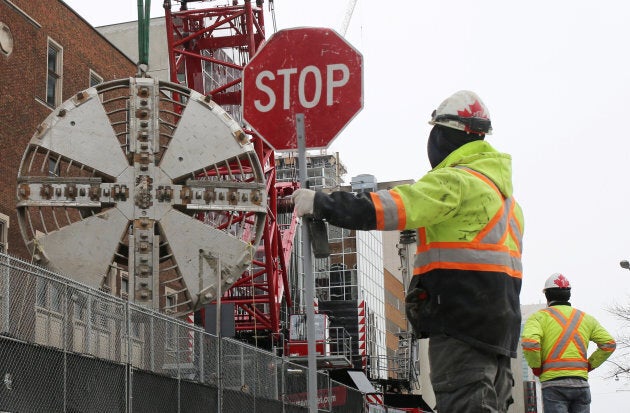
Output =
[
  {"x1": 522, "y1": 273, "x2": 616, "y2": 413},
  {"x1": 293, "y1": 90, "x2": 524, "y2": 413}
]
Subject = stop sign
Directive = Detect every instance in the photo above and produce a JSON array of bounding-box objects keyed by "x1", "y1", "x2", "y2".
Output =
[{"x1": 242, "y1": 27, "x2": 363, "y2": 151}]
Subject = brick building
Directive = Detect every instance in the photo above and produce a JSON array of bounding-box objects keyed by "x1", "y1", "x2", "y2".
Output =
[{"x1": 0, "y1": 0, "x2": 136, "y2": 258}]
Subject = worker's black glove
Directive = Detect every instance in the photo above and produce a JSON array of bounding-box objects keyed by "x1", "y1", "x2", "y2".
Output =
[{"x1": 405, "y1": 287, "x2": 430, "y2": 339}]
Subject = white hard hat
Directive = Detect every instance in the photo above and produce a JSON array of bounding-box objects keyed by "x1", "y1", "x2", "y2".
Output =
[
  {"x1": 543, "y1": 273, "x2": 571, "y2": 291},
  {"x1": 429, "y1": 90, "x2": 493, "y2": 135}
]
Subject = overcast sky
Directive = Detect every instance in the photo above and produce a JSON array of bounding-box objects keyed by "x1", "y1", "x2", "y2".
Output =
[{"x1": 63, "y1": 0, "x2": 630, "y2": 409}]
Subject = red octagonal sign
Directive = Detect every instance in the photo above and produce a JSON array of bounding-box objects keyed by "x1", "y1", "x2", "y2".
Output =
[{"x1": 243, "y1": 27, "x2": 363, "y2": 151}]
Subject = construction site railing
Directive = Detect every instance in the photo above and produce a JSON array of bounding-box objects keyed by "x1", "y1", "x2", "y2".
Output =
[
  {"x1": 0, "y1": 253, "x2": 365, "y2": 412},
  {"x1": 280, "y1": 326, "x2": 352, "y2": 360}
]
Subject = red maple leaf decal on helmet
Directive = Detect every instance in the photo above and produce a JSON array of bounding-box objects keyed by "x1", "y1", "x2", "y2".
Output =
[
  {"x1": 554, "y1": 274, "x2": 570, "y2": 288},
  {"x1": 458, "y1": 100, "x2": 487, "y2": 119}
]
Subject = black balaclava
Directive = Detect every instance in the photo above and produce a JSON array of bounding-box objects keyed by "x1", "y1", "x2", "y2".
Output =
[
  {"x1": 427, "y1": 125, "x2": 485, "y2": 168},
  {"x1": 545, "y1": 288, "x2": 571, "y2": 306}
]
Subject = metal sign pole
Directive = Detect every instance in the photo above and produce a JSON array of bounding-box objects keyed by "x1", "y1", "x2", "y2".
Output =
[
  {"x1": 216, "y1": 255, "x2": 223, "y2": 413},
  {"x1": 297, "y1": 113, "x2": 318, "y2": 413}
]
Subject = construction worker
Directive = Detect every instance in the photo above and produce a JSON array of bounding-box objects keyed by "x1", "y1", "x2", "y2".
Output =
[
  {"x1": 521, "y1": 273, "x2": 616, "y2": 413},
  {"x1": 292, "y1": 90, "x2": 524, "y2": 413}
]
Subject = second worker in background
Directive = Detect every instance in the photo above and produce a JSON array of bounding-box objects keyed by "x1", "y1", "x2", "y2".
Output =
[
  {"x1": 521, "y1": 273, "x2": 616, "y2": 413},
  {"x1": 293, "y1": 90, "x2": 525, "y2": 413}
]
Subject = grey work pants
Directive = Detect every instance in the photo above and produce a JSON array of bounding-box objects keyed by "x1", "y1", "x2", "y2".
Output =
[{"x1": 429, "y1": 334, "x2": 514, "y2": 413}]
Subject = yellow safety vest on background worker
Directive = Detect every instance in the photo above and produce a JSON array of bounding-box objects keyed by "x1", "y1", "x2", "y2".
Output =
[{"x1": 522, "y1": 305, "x2": 616, "y2": 381}]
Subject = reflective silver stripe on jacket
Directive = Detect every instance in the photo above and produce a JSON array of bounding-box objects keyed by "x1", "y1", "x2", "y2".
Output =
[
  {"x1": 510, "y1": 215, "x2": 522, "y2": 243},
  {"x1": 376, "y1": 190, "x2": 402, "y2": 231},
  {"x1": 479, "y1": 197, "x2": 510, "y2": 244},
  {"x1": 545, "y1": 307, "x2": 587, "y2": 359},
  {"x1": 414, "y1": 247, "x2": 523, "y2": 272},
  {"x1": 413, "y1": 167, "x2": 522, "y2": 273},
  {"x1": 521, "y1": 341, "x2": 541, "y2": 350},
  {"x1": 544, "y1": 360, "x2": 589, "y2": 370}
]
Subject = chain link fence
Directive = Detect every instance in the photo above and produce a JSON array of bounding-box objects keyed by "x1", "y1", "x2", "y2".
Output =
[{"x1": 0, "y1": 253, "x2": 365, "y2": 412}]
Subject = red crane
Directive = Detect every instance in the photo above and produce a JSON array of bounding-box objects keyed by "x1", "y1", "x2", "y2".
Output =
[{"x1": 163, "y1": 0, "x2": 296, "y2": 338}]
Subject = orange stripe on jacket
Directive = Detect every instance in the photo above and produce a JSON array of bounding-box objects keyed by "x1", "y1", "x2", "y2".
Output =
[
  {"x1": 390, "y1": 190, "x2": 406, "y2": 230},
  {"x1": 414, "y1": 261, "x2": 523, "y2": 279},
  {"x1": 370, "y1": 192, "x2": 385, "y2": 230}
]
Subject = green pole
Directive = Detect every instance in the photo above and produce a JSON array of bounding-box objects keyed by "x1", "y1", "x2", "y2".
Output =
[{"x1": 137, "y1": 0, "x2": 151, "y2": 68}]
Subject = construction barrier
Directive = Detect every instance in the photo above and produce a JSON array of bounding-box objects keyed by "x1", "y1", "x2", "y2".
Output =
[{"x1": 0, "y1": 253, "x2": 365, "y2": 412}]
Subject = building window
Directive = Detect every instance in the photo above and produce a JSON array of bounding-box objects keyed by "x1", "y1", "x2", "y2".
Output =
[
  {"x1": 0, "y1": 22, "x2": 14, "y2": 57},
  {"x1": 46, "y1": 39, "x2": 63, "y2": 107},
  {"x1": 48, "y1": 157, "x2": 60, "y2": 177},
  {"x1": 164, "y1": 287, "x2": 179, "y2": 351},
  {"x1": 36, "y1": 279, "x2": 63, "y2": 313},
  {"x1": 0, "y1": 213, "x2": 8, "y2": 253},
  {"x1": 72, "y1": 291, "x2": 87, "y2": 321},
  {"x1": 121, "y1": 276, "x2": 129, "y2": 298},
  {"x1": 89, "y1": 70, "x2": 103, "y2": 87},
  {"x1": 165, "y1": 288, "x2": 177, "y2": 314},
  {"x1": 90, "y1": 300, "x2": 111, "y2": 330}
]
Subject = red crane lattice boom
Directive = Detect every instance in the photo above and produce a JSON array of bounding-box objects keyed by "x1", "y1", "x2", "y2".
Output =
[{"x1": 164, "y1": 0, "x2": 295, "y2": 335}]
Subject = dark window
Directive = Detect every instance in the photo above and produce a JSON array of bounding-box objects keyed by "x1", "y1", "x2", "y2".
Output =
[
  {"x1": 47, "y1": 40, "x2": 62, "y2": 107},
  {"x1": 89, "y1": 70, "x2": 103, "y2": 87}
]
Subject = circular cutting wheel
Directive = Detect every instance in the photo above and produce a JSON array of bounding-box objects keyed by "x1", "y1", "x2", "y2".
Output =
[{"x1": 16, "y1": 77, "x2": 267, "y2": 313}]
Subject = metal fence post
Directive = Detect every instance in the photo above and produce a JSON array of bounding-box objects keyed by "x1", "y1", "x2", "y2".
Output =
[
  {"x1": 150, "y1": 316, "x2": 155, "y2": 371},
  {"x1": 177, "y1": 367, "x2": 181, "y2": 413},
  {"x1": 215, "y1": 254, "x2": 224, "y2": 413},
  {"x1": 2, "y1": 255, "x2": 9, "y2": 333},
  {"x1": 217, "y1": 335, "x2": 223, "y2": 413},
  {"x1": 199, "y1": 330, "x2": 204, "y2": 383},
  {"x1": 127, "y1": 301, "x2": 133, "y2": 413},
  {"x1": 63, "y1": 282, "x2": 68, "y2": 413},
  {"x1": 86, "y1": 295, "x2": 93, "y2": 355},
  {"x1": 328, "y1": 373, "x2": 332, "y2": 412},
  {"x1": 281, "y1": 358, "x2": 286, "y2": 413}
]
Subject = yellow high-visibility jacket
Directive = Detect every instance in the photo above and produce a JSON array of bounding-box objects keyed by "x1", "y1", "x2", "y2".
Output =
[
  {"x1": 521, "y1": 304, "x2": 616, "y2": 381},
  {"x1": 313, "y1": 140, "x2": 524, "y2": 357}
]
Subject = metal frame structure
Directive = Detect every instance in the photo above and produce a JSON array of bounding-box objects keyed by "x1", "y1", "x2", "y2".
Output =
[{"x1": 164, "y1": 0, "x2": 295, "y2": 336}]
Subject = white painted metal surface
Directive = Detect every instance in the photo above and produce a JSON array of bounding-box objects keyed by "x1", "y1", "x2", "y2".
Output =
[{"x1": 17, "y1": 78, "x2": 267, "y2": 313}]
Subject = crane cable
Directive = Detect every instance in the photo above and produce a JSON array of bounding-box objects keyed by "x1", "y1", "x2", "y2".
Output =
[{"x1": 137, "y1": 0, "x2": 151, "y2": 76}]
